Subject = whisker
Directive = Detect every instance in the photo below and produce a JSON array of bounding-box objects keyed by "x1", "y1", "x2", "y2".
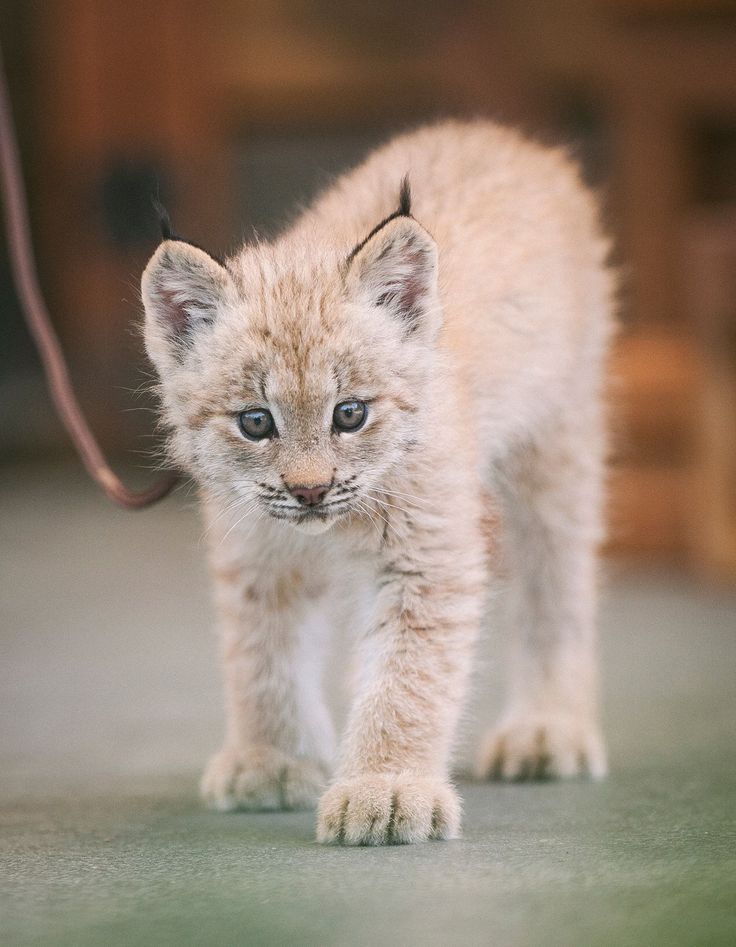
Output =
[
  {"x1": 364, "y1": 496, "x2": 402, "y2": 542},
  {"x1": 200, "y1": 490, "x2": 260, "y2": 544},
  {"x1": 352, "y1": 497, "x2": 384, "y2": 542},
  {"x1": 378, "y1": 487, "x2": 430, "y2": 507},
  {"x1": 219, "y1": 501, "x2": 259, "y2": 546},
  {"x1": 369, "y1": 495, "x2": 412, "y2": 517},
  {"x1": 238, "y1": 506, "x2": 266, "y2": 546}
]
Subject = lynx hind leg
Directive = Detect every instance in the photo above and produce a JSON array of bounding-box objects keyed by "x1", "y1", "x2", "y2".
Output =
[{"x1": 478, "y1": 410, "x2": 608, "y2": 781}]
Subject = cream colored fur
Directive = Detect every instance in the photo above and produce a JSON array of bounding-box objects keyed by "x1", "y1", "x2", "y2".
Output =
[{"x1": 141, "y1": 120, "x2": 615, "y2": 845}]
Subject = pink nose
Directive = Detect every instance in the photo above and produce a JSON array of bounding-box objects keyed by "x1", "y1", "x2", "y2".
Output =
[{"x1": 286, "y1": 483, "x2": 330, "y2": 506}]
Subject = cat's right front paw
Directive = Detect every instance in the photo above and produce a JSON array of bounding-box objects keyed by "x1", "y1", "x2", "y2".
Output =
[
  {"x1": 317, "y1": 773, "x2": 461, "y2": 845},
  {"x1": 201, "y1": 746, "x2": 327, "y2": 812}
]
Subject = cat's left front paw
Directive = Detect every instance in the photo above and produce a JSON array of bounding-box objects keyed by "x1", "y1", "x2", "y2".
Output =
[
  {"x1": 476, "y1": 710, "x2": 607, "y2": 781},
  {"x1": 316, "y1": 773, "x2": 461, "y2": 845}
]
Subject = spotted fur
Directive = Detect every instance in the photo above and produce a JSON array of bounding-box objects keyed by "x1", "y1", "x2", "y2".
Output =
[{"x1": 142, "y1": 119, "x2": 615, "y2": 845}]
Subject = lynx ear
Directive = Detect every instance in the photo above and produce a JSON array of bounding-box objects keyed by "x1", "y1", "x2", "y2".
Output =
[
  {"x1": 141, "y1": 240, "x2": 231, "y2": 365},
  {"x1": 346, "y1": 212, "x2": 440, "y2": 339}
]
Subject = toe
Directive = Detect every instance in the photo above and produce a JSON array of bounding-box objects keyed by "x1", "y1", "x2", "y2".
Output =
[
  {"x1": 391, "y1": 778, "x2": 434, "y2": 844},
  {"x1": 430, "y1": 783, "x2": 462, "y2": 840},
  {"x1": 343, "y1": 778, "x2": 394, "y2": 845},
  {"x1": 281, "y1": 761, "x2": 327, "y2": 811},
  {"x1": 233, "y1": 766, "x2": 282, "y2": 811},
  {"x1": 584, "y1": 731, "x2": 608, "y2": 780},
  {"x1": 316, "y1": 784, "x2": 350, "y2": 844}
]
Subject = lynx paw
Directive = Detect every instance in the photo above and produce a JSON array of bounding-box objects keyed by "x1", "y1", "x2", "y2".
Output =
[
  {"x1": 477, "y1": 712, "x2": 607, "y2": 781},
  {"x1": 201, "y1": 746, "x2": 328, "y2": 812},
  {"x1": 316, "y1": 773, "x2": 461, "y2": 845}
]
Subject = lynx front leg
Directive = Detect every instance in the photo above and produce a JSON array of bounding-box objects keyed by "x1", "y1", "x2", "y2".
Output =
[
  {"x1": 318, "y1": 513, "x2": 486, "y2": 845},
  {"x1": 201, "y1": 523, "x2": 335, "y2": 812},
  {"x1": 478, "y1": 420, "x2": 608, "y2": 781}
]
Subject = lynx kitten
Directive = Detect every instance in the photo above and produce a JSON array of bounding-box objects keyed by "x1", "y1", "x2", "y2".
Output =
[{"x1": 142, "y1": 120, "x2": 614, "y2": 845}]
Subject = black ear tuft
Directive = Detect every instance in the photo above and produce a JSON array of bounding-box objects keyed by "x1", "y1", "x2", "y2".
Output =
[
  {"x1": 398, "y1": 175, "x2": 412, "y2": 217},
  {"x1": 150, "y1": 197, "x2": 226, "y2": 267},
  {"x1": 347, "y1": 174, "x2": 414, "y2": 263},
  {"x1": 152, "y1": 197, "x2": 174, "y2": 241}
]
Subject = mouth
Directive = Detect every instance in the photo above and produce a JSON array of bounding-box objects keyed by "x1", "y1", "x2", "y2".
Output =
[{"x1": 265, "y1": 497, "x2": 354, "y2": 528}]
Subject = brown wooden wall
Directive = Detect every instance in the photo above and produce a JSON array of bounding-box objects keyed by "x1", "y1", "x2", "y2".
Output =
[{"x1": 3, "y1": 1, "x2": 735, "y2": 574}]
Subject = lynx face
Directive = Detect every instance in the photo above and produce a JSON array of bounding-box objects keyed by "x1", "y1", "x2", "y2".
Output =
[{"x1": 142, "y1": 201, "x2": 441, "y2": 533}]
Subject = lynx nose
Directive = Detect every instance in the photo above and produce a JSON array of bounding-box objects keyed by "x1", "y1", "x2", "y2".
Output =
[{"x1": 286, "y1": 483, "x2": 330, "y2": 507}]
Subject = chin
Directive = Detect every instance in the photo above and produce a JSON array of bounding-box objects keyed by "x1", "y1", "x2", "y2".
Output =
[{"x1": 290, "y1": 517, "x2": 336, "y2": 536}]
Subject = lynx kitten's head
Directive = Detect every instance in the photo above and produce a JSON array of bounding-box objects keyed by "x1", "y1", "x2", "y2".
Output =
[{"x1": 142, "y1": 183, "x2": 441, "y2": 534}]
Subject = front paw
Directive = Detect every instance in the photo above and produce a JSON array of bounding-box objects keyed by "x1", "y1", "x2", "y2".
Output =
[
  {"x1": 316, "y1": 773, "x2": 461, "y2": 845},
  {"x1": 476, "y1": 711, "x2": 607, "y2": 781},
  {"x1": 201, "y1": 746, "x2": 328, "y2": 812}
]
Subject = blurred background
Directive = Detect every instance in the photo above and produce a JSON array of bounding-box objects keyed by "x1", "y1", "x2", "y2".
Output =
[
  {"x1": 2, "y1": 6, "x2": 736, "y2": 945},
  {"x1": 1, "y1": 1, "x2": 736, "y2": 579}
]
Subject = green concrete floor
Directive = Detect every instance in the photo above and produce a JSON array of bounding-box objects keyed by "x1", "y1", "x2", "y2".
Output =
[{"x1": 2, "y1": 464, "x2": 735, "y2": 946}]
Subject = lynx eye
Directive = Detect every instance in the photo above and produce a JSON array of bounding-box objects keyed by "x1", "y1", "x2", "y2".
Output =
[
  {"x1": 238, "y1": 408, "x2": 275, "y2": 441},
  {"x1": 333, "y1": 400, "x2": 367, "y2": 433}
]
